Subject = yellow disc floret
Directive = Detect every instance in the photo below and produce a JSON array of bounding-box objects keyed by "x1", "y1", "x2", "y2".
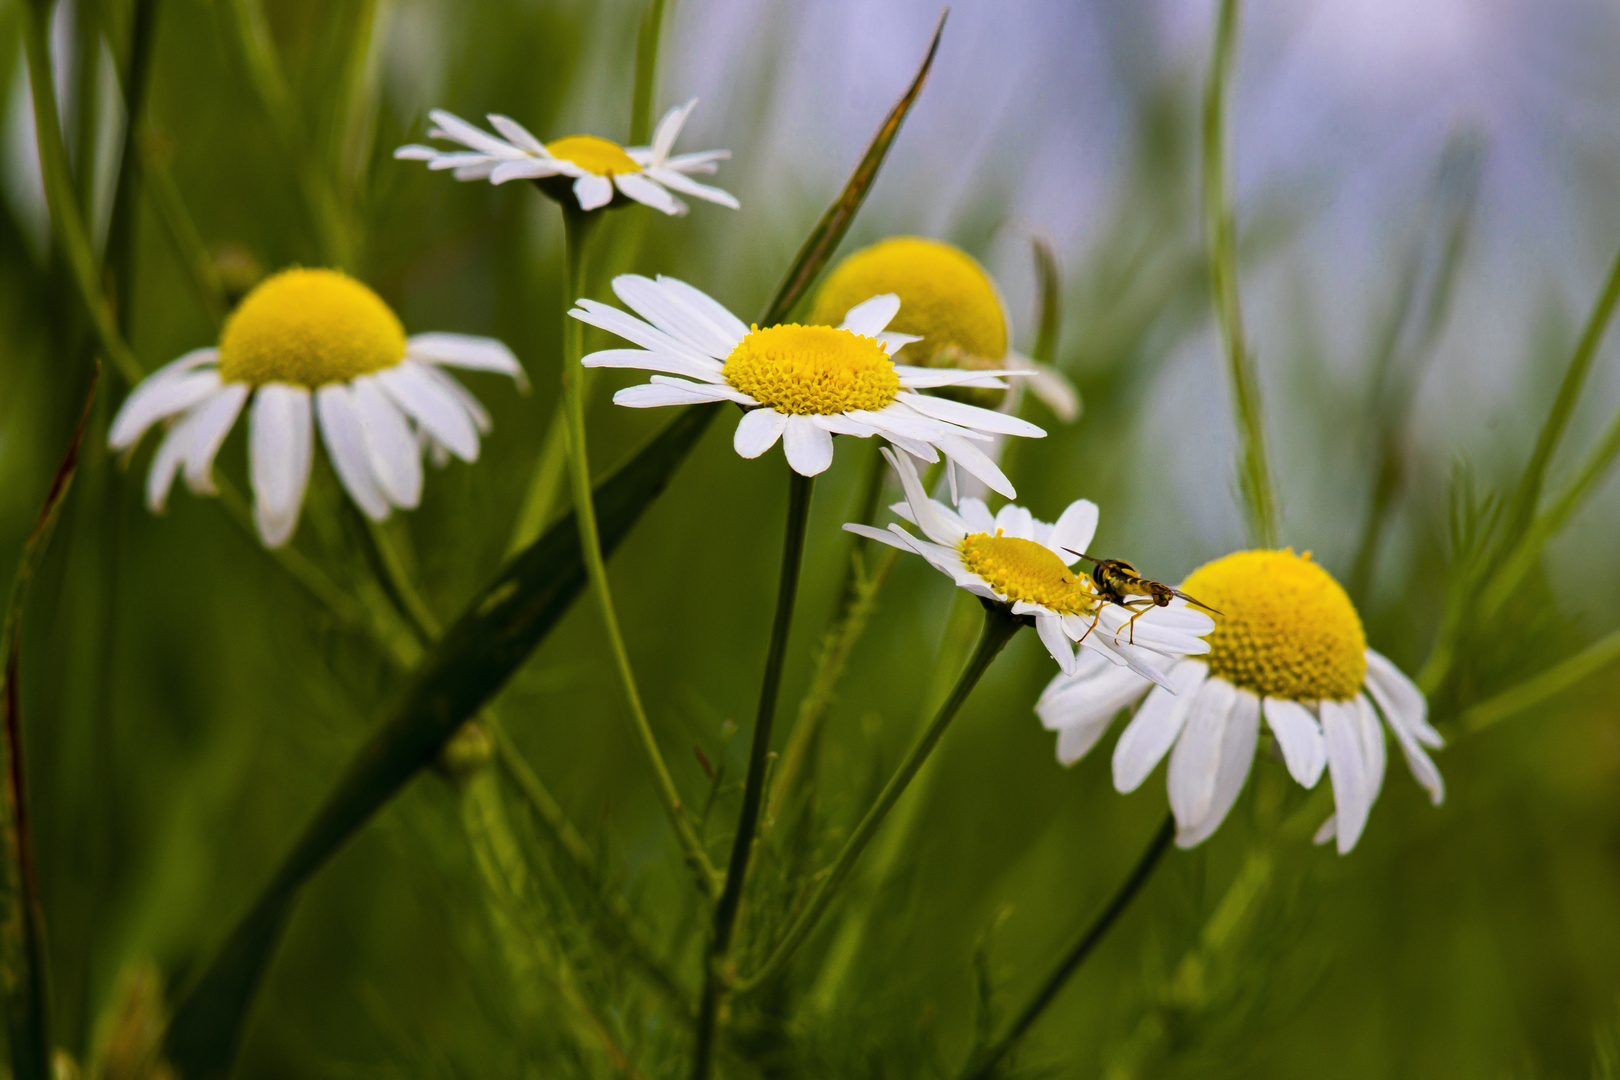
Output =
[
  {"x1": 959, "y1": 531, "x2": 1099, "y2": 616},
  {"x1": 1181, "y1": 549, "x2": 1366, "y2": 701},
  {"x1": 545, "y1": 135, "x2": 640, "y2": 176},
  {"x1": 722, "y1": 324, "x2": 900, "y2": 415},
  {"x1": 811, "y1": 237, "x2": 1008, "y2": 368},
  {"x1": 217, "y1": 268, "x2": 405, "y2": 387}
]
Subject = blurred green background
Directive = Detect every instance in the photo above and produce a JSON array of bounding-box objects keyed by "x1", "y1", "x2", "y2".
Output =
[{"x1": 2, "y1": 0, "x2": 1619, "y2": 1077}]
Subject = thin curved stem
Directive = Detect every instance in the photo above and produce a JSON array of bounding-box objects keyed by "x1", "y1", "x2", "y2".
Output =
[
  {"x1": 960, "y1": 813, "x2": 1176, "y2": 1080},
  {"x1": 690, "y1": 469, "x2": 817, "y2": 1080},
  {"x1": 559, "y1": 205, "x2": 719, "y2": 898},
  {"x1": 735, "y1": 603, "x2": 1022, "y2": 997}
]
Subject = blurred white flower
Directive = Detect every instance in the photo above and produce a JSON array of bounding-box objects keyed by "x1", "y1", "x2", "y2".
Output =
[
  {"x1": 572, "y1": 274, "x2": 1043, "y2": 494},
  {"x1": 846, "y1": 448, "x2": 1213, "y2": 682},
  {"x1": 395, "y1": 98, "x2": 738, "y2": 215},
  {"x1": 109, "y1": 268, "x2": 524, "y2": 548},
  {"x1": 1037, "y1": 549, "x2": 1444, "y2": 852}
]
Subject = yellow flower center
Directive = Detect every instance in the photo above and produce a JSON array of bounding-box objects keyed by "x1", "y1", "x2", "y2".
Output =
[
  {"x1": 958, "y1": 531, "x2": 1099, "y2": 615},
  {"x1": 722, "y1": 324, "x2": 900, "y2": 415},
  {"x1": 1181, "y1": 549, "x2": 1367, "y2": 701},
  {"x1": 811, "y1": 237, "x2": 1008, "y2": 368},
  {"x1": 217, "y1": 268, "x2": 405, "y2": 387},
  {"x1": 545, "y1": 135, "x2": 640, "y2": 176}
]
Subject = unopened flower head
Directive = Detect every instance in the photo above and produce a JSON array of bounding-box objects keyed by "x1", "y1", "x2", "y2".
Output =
[
  {"x1": 811, "y1": 236, "x2": 1078, "y2": 420},
  {"x1": 570, "y1": 275, "x2": 1046, "y2": 495},
  {"x1": 109, "y1": 268, "x2": 525, "y2": 548},
  {"x1": 845, "y1": 449, "x2": 1213, "y2": 681},
  {"x1": 395, "y1": 99, "x2": 737, "y2": 216},
  {"x1": 1037, "y1": 549, "x2": 1444, "y2": 852}
]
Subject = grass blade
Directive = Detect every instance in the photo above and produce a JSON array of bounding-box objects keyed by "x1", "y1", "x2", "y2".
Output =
[
  {"x1": 162, "y1": 16, "x2": 950, "y2": 1071},
  {"x1": 2, "y1": 366, "x2": 100, "y2": 1080}
]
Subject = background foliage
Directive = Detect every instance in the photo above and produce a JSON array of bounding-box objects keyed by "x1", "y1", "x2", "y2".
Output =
[{"x1": 2, "y1": 0, "x2": 1620, "y2": 1077}]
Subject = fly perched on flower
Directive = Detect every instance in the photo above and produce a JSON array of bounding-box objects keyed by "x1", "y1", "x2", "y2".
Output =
[
  {"x1": 1066, "y1": 552, "x2": 1223, "y2": 645},
  {"x1": 108, "y1": 268, "x2": 525, "y2": 548},
  {"x1": 395, "y1": 98, "x2": 737, "y2": 215},
  {"x1": 570, "y1": 275, "x2": 1045, "y2": 495},
  {"x1": 1037, "y1": 549, "x2": 1443, "y2": 852},
  {"x1": 844, "y1": 450, "x2": 1214, "y2": 682}
]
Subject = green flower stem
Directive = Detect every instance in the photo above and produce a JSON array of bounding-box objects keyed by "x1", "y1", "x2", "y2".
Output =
[
  {"x1": 18, "y1": 0, "x2": 143, "y2": 386},
  {"x1": 960, "y1": 814, "x2": 1176, "y2": 1080},
  {"x1": 362, "y1": 519, "x2": 442, "y2": 644},
  {"x1": 1202, "y1": 0, "x2": 1279, "y2": 549},
  {"x1": 690, "y1": 468, "x2": 818, "y2": 1080},
  {"x1": 559, "y1": 205, "x2": 719, "y2": 898},
  {"x1": 507, "y1": 407, "x2": 573, "y2": 557},
  {"x1": 733, "y1": 602, "x2": 1022, "y2": 998}
]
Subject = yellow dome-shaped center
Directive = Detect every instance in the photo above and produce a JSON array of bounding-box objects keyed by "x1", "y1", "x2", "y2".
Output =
[
  {"x1": 959, "y1": 531, "x2": 1099, "y2": 616},
  {"x1": 545, "y1": 135, "x2": 640, "y2": 176},
  {"x1": 1181, "y1": 549, "x2": 1366, "y2": 701},
  {"x1": 217, "y1": 268, "x2": 405, "y2": 387},
  {"x1": 722, "y1": 324, "x2": 900, "y2": 415},
  {"x1": 811, "y1": 237, "x2": 1008, "y2": 368}
]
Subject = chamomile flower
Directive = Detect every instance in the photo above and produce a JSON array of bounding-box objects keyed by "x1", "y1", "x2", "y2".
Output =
[
  {"x1": 109, "y1": 268, "x2": 524, "y2": 548},
  {"x1": 1036, "y1": 549, "x2": 1444, "y2": 853},
  {"x1": 810, "y1": 236, "x2": 1079, "y2": 421},
  {"x1": 570, "y1": 275, "x2": 1046, "y2": 496},
  {"x1": 844, "y1": 449, "x2": 1214, "y2": 683},
  {"x1": 394, "y1": 98, "x2": 737, "y2": 215}
]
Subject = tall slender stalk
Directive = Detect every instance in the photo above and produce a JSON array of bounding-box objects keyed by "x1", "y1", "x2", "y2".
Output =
[
  {"x1": 559, "y1": 206, "x2": 719, "y2": 897},
  {"x1": 1201, "y1": 0, "x2": 1278, "y2": 548},
  {"x1": 960, "y1": 814, "x2": 1176, "y2": 1080},
  {"x1": 690, "y1": 469, "x2": 817, "y2": 1080},
  {"x1": 735, "y1": 603, "x2": 1023, "y2": 997}
]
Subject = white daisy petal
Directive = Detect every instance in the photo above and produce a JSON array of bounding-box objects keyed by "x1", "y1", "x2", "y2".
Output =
[
  {"x1": 957, "y1": 497, "x2": 996, "y2": 534},
  {"x1": 611, "y1": 275, "x2": 740, "y2": 359},
  {"x1": 653, "y1": 276, "x2": 749, "y2": 344},
  {"x1": 782, "y1": 415, "x2": 834, "y2": 476},
  {"x1": 1366, "y1": 680, "x2": 1445, "y2": 805},
  {"x1": 613, "y1": 382, "x2": 727, "y2": 408},
  {"x1": 1313, "y1": 814, "x2": 1338, "y2": 846},
  {"x1": 664, "y1": 148, "x2": 730, "y2": 173},
  {"x1": 894, "y1": 366, "x2": 1013, "y2": 389},
  {"x1": 407, "y1": 332, "x2": 526, "y2": 388},
  {"x1": 1365, "y1": 650, "x2": 1441, "y2": 748},
  {"x1": 573, "y1": 174, "x2": 615, "y2": 211},
  {"x1": 1113, "y1": 660, "x2": 1209, "y2": 792},
  {"x1": 570, "y1": 298, "x2": 725, "y2": 367},
  {"x1": 1320, "y1": 698, "x2": 1372, "y2": 854},
  {"x1": 1167, "y1": 676, "x2": 1237, "y2": 833},
  {"x1": 839, "y1": 294, "x2": 901, "y2": 338},
  {"x1": 490, "y1": 158, "x2": 568, "y2": 184},
  {"x1": 145, "y1": 420, "x2": 192, "y2": 513},
  {"x1": 427, "y1": 110, "x2": 520, "y2": 156},
  {"x1": 646, "y1": 166, "x2": 739, "y2": 209},
  {"x1": 615, "y1": 172, "x2": 685, "y2": 215},
  {"x1": 1057, "y1": 720, "x2": 1113, "y2": 769},
  {"x1": 1355, "y1": 693, "x2": 1388, "y2": 813},
  {"x1": 1037, "y1": 614, "x2": 1078, "y2": 674},
  {"x1": 648, "y1": 98, "x2": 697, "y2": 164},
  {"x1": 1049, "y1": 501, "x2": 1100, "y2": 564},
  {"x1": 881, "y1": 447, "x2": 966, "y2": 546},
  {"x1": 485, "y1": 114, "x2": 547, "y2": 154},
  {"x1": 580, "y1": 348, "x2": 721, "y2": 380},
  {"x1": 1024, "y1": 359, "x2": 1081, "y2": 421},
  {"x1": 179, "y1": 383, "x2": 251, "y2": 495},
  {"x1": 351, "y1": 376, "x2": 424, "y2": 509},
  {"x1": 1176, "y1": 686, "x2": 1260, "y2": 848},
  {"x1": 110, "y1": 367, "x2": 224, "y2": 450},
  {"x1": 376, "y1": 362, "x2": 480, "y2": 461},
  {"x1": 734, "y1": 409, "x2": 790, "y2": 458},
  {"x1": 935, "y1": 433, "x2": 1016, "y2": 499},
  {"x1": 316, "y1": 383, "x2": 391, "y2": 521},
  {"x1": 249, "y1": 383, "x2": 314, "y2": 548},
  {"x1": 897, "y1": 391, "x2": 1046, "y2": 438},
  {"x1": 1262, "y1": 697, "x2": 1326, "y2": 788},
  {"x1": 415, "y1": 364, "x2": 493, "y2": 435}
]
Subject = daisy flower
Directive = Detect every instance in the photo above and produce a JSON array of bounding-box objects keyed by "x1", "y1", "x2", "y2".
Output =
[
  {"x1": 1036, "y1": 549, "x2": 1444, "y2": 853},
  {"x1": 570, "y1": 275, "x2": 1046, "y2": 496},
  {"x1": 394, "y1": 98, "x2": 737, "y2": 215},
  {"x1": 843, "y1": 449, "x2": 1214, "y2": 683},
  {"x1": 810, "y1": 236, "x2": 1079, "y2": 421},
  {"x1": 108, "y1": 268, "x2": 524, "y2": 548}
]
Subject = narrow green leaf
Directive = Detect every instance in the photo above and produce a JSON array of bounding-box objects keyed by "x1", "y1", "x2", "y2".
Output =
[
  {"x1": 629, "y1": 0, "x2": 670, "y2": 146},
  {"x1": 2, "y1": 366, "x2": 100, "y2": 1080},
  {"x1": 162, "y1": 17, "x2": 951, "y2": 1073},
  {"x1": 1030, "y1": 235, "x2": 1062, "y2": 368}
]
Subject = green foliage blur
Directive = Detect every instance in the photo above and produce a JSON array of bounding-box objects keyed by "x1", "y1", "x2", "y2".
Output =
[{"x1": 2, "y1": 1, "x2": 1619, "y2": 1078}]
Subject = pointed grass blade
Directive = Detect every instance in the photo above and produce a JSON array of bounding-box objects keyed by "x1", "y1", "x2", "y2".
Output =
[
  {"x1": 2, "y1": 365, "x2": 100, "y2": 1080},
  {"x1": 1031, "y1": 235, "x2": 1062, "y2": 368},
  {"x1": 162, "y1": 16, "x2": 952, "y2": 1072}
]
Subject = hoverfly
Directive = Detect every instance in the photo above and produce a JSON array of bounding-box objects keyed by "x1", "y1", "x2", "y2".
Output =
[{"x1": 1062, "y1": 551, "x2": 1223, "y2": 646}]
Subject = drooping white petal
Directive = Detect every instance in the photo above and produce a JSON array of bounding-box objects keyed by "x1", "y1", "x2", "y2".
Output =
[
  {"x1": 1262, "y1": 697, "x2": 1326, "y2": 788},
  {"x1": 646, "y1": 166, "x2": 739, "y2": 209},
  {"x1": 415, "y1": 364, "x2": 493, "y2": 435},
  {"x1": 615, "y1": 172, "x2": 685, "y2": 215},
  {"x1": 1365, "y1": 650, "x2": 1441, "y2": 748},
  {"x1": 1366, "y1": 681, "x2": 1445, "y2": 805},
  {"x1": 573, "y1": 173, "x2": 614, "y2": 211},
  {"x1": 1018, "y1": 356, "x2": 1081, "y2": 421},
  {"x1": 610, "y1": 276, "x2": 741, "y2": 360},
  {"x1": 1175, "y1": 687, "x2": 1260, "y2": 848},
  {"x1": 407, "y1": 333, "x2": 527, "y2": 389},
  {"x1": 1049, "y1": 500, "x2": 1100, "y2": 564},
  {"x1": 1113, "y1": 660, "x2": 1208, "y2": 792},
  {"x1": 734, "y1": 408, "x2": 790, "y2": 458},
  {"x1": 376, "y1": 362, "x2": 480, "y2": 461},
  {"x1": 109, "y1": 367, "x2": 224, "y2": 450},
  {"x1": 934, "y1": 432, "x2": 1016, "y2": 499},
  {"x1": 179, "y1": 383, "x2": 251, "y2": 495},
  {"x1": 897, "y1": 391, "x2": 1046, "y2": 438},
  {"x1": 145, "y1": 422, "x2": 192, "y2": 513},
  {"x1": 249, "y1": 383, "x2": 314, "y2": 548},
  {"x1": 351, "y1": 376, "x2": 424, "y2": 509},
  {"x1": 881, "y1": 447, "x2": 965, "y2": 547},
  {"x1": 1167, "y1": 676, "x2": 1238, "y2": 833},
  {"x1": 1355, "y1": 693, "x2": 1388, "y2": 813},
  {"x1": 839, "y1": 294, "x2": 901, "y2": 338},
  {"x1": 1320, "y1": 698, "x2": 1371, "y2": 854},
  {"x1": 1036, "y1": 614, "x2": 1078, "y2": 674},
  {"x1": 1057, "y1": 720, "x2": 1113, "y2": 770},
  {"x1": 315, "y1": 384, "x2": 390, "y2": 521},
  {"x1": 782, "y1": 415, "x2": 834, "y2": 476}
]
